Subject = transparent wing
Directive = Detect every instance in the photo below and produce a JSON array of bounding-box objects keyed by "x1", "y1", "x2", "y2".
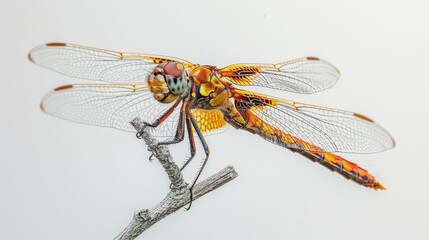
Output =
[
  {"x1": 218, "y1": 57, "x2": 340, "y2": 94},
  {"x1": 40, "y1": 83, "x2": 181, "y2": 137},
  {"x1": 234, "y1": 89, "x2": 395, "y2": 153},
  {"x1": 28, "y1": 42, "x2": 195, "y2": 83}
]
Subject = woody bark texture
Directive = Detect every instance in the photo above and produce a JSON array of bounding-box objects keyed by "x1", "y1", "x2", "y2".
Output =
[{"x1": 114, "y1": 118, "x2": 238, "y2": 240}]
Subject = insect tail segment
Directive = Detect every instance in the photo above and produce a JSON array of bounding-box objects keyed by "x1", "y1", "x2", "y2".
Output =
[
  {"x1": 298, "y1": 151, "x2": 385, "y2": 190},
  {"x1": 259, "y1": 116, "x2": 384, "y2": 190}
]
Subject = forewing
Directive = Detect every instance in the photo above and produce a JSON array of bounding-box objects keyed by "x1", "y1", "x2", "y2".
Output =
[
  {"x1": 28, "y1": 42, "x2": 195, "y2": 83},
  {"x1": 219, "y1": 57, "x2": 340, "y2": 94},
  {"x1": 40, "y1": 83, "x2": 180, "y2": 138},
  {"x1": 234, "y1": 89, "x2": 395, "y2": 153}
]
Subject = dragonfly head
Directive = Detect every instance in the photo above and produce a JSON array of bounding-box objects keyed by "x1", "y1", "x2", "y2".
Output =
[{"x1": 148, "y1": 62, "x2": 188, "y2": 103}]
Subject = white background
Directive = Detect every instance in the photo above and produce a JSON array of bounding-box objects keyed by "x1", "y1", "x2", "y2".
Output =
[{"x1": 1, "y1": 0, "x2": 429, "y2": 239}]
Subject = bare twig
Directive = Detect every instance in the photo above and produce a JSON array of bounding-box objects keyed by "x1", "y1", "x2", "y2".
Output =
[{"x1": 114, "y1": 118, "x2": 238, "y2": 240}]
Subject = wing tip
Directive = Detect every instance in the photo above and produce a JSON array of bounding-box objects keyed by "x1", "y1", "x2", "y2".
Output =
[
  {"x1": 27, "y1": 45, "x2": 39, "y2": 63},
  {"x1": 391, "y1": 137, "x2": 396, "y2": 148},
  {"x1": 38, "y1": 85, "x2": 74, "y2": 113},
  {"x1": 39, "y1": 101, "x2": 46, "y2": 112},
  {"x1": 353, "y1": 112, "x2": 396, "y2": 151},
  {"x1": 27, "y1": 52, "x2": 34, "y2": 63},
  {"x1": 303, "y1": 56, "x2": 341, "y2": 80},
  {"x1": 28, "y1": 42, "x2": 68, "y2": 61}
]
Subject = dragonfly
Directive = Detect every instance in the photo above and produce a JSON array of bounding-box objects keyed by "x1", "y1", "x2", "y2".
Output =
[{"x1": 29, "y1": 42, "x2": 395, "y2": 195}]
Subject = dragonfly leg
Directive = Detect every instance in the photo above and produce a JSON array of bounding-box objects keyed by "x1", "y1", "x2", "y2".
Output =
[
  {"x1": 168, "y1": 111, "x2": 197, "y2": 191},
  {"x1": 157, "y1": 102, "x2": 187, "y2": 146},
  {"x1": 180, "y1": 111, "x2": 197, "y2": 172},
  {"x1": 136, "y1": 99, "x2": 183, "y2": 140},
  {"x1": 184, "y1": 114, "x2": 210, "y2": 210}
]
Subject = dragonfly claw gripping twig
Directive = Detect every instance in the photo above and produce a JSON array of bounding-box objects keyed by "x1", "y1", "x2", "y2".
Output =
[{"x1": 114, "y1": 117, "x2": 238, "y2": 240}]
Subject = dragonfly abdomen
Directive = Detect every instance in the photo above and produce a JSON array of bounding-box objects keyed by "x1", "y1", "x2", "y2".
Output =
[{"x1": 300, "y1": 151, "x2": 385, "y2": 190}]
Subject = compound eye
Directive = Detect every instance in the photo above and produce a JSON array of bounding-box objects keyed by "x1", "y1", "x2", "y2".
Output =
[{"x1": 166, "y1": 74, "x2": 187, "y2": 95}]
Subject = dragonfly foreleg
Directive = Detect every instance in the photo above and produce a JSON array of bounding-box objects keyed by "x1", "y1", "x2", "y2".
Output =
[
  {"x1": 144, "y1": 99, "x2": 182, "y2": 127},
  {"x1": 136, "y1": 98, "x2": 184, "y2": 140},
  {"x1": 157, "y1": 102, "x2": 187, "y2": 146}
]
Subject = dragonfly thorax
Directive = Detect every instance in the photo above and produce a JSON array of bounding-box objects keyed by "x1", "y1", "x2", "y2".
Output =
[{"x1": 148, "y1": 62, "x2": 188, "y2": 103}]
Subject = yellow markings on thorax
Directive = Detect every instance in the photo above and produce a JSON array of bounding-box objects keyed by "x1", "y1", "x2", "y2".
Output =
[
  {"x1": 191, "y1": 66, "x2": 211, "y2": 84},
  {"x1": 209, "y1": 90, "x2": 228, "y2": 107},
  {"x1": 200, "y1": 77, "x2": 222, "y2": 97},
  {"x1": 190, "y1": 65, "x2": 230, "y2": 107}
]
